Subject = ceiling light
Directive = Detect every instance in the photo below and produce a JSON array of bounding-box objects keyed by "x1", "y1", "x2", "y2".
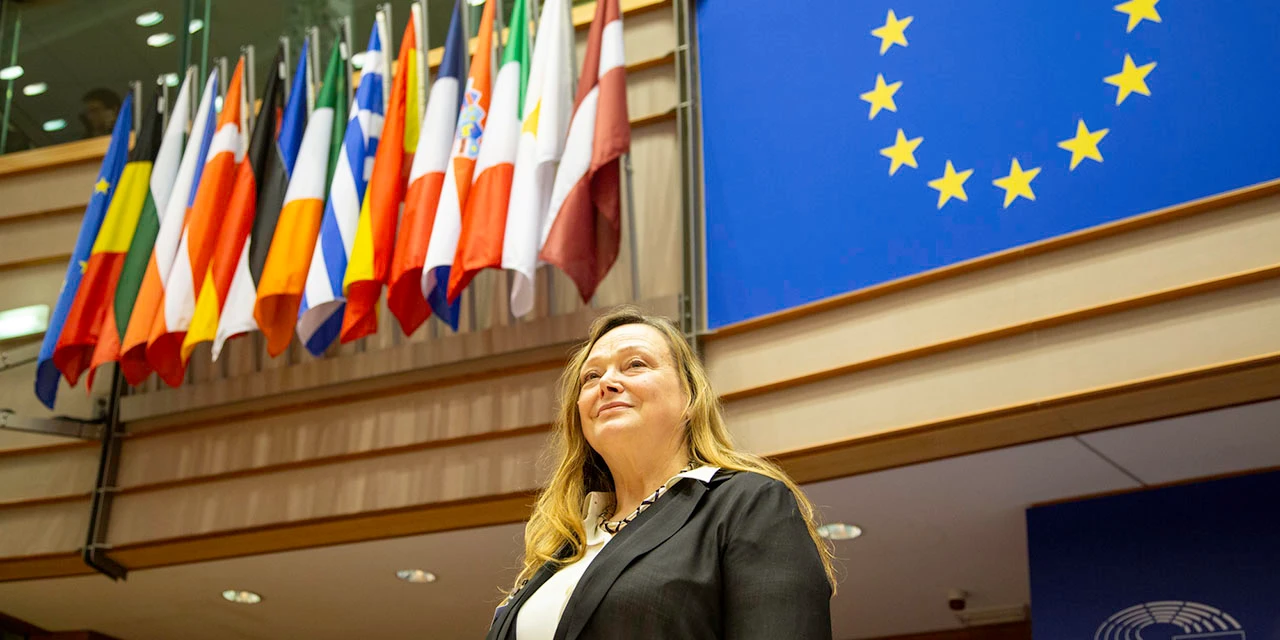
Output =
[
  {"x1": 817, "y1": 523, "x2": 863, "y2": 541},
  {"x1": 188, "y1": 19, "x2": 203, "y2": 33},
  {"x1": 23, "y1": 82, "x2": 47, "y2": 96},
  {"x1": 41, "y1": 119, "x2": 67, "y2": 132},
  {"x1": 162, "y1": 72, "x2": 180, "y2": 87},
  {"x1": 136, "y1": 11, "x2": 164, "y2": 27},
  {"x1": 396, "y1": 569, "x2": 437, "y2": 583},
  {"x1": 350, "y1": 51, "x2": 367, "y2": 70},
  {"x1": 0, "y1": 304, "x2": 49, "y2": 340},
  {"x1": 0, "y1": 65, "x2": 23, "y2": 81},
  {"x1": 221, "y1": 589, "x2": 262, "y2": 604},
  {"x1": 467, "y1": 0, "x2": 486, "y2": 5},
  {"x1": 147, "y1": 33, "x2": 175, "y2": 48}
]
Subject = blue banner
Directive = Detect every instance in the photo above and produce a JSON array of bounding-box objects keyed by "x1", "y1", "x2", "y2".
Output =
[
  {"x1": 698, "y1": 1, "x2": 1280, "y2": 328},
  {"x1": 1027, "y1": 470, "x2": 1280, "y2": 640}
]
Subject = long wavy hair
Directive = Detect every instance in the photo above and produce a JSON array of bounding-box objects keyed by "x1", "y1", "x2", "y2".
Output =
[{"x1": 512, "y1": 306, "x2": 836, "y2": 592}]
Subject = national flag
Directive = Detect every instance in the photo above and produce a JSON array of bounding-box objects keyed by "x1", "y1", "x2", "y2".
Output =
[
  {"x1": 341, "y1": 17, "x2": 420, "y2": 343},
  {"x1": 298, "y1": 23, "x2": 387, "y2": 356},
  {"x1": 82, "y1": 73, "x2": 194, "y2": 389},
  {"x1": 387, "y1": 0, "x2": 466, "y2": 335},
  {"x1": 119, "y1": 70, "x2": 219, "y2": 384},
  {"x1": 185, "y1": 48, "x2": 289, "y2": 360},
  {"x1": 541, "y1": 0, "x2": 631, "y2": 303},
  {"x1": 254, "y1": 39, "x2": 348, "y2": 357},
  {"x1": 447, "y1": 0, "x2": 531, "y2": 302},
  {"x1": 51, "y1": 91, "x2": 164, "y2": 388},
  {"x1": 146, "y1": 58, "x2": 247, "y2": 387},
  {"x1": 206, "y1": 43, "x2": 309, "y2": 358},
  {"x1": 420, "y1": 0, "x2": 498, "y2": 330},
  {"x1": 34, "y1": 94, "x2": 133, "y2": 408},
  {"x1": 503, "y1": 0, "x2": 574, "y2": 317}
]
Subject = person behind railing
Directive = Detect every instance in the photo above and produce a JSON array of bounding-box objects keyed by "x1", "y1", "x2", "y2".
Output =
[
  {"x1": 487, "y1": 306, "x2": 836, "y2": 640},
  {"x1": 79, "y1": 88, "x2": 122, "y2": 139}
]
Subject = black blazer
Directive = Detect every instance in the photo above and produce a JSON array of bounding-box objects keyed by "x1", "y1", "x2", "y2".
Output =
[{"x1": 486, "y1": 470, "x2": 832, "y2": 640}]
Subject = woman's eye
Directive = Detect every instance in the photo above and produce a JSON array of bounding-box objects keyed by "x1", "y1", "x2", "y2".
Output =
[
  {"x1": 629, "y1": 360, "x2": 646, "y2": 369},
  {"x1": 582, "y1": 371, "x2": 600, "y2": 382}
]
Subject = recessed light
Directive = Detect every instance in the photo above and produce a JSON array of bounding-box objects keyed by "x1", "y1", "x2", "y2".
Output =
[
  {"x1": 136, "y1": 11, "x2": 164, "y2": 27},
  {"x1": 350, "y1": 51, "x2": 367, "y2": 70},
  {"x1": 0, "y1": 304, "x2": 49, "y2": 340},
  {"x1": 41, "y1": 119, "x2": 67, "y2": 133},
  {"x1": 0, "y1": 65, "x2": 23, "y2": 81},
  {"x1": 188, "y1": 19, "x2": 204, "y2": 33},
  {"x1": 147, "y1": 32, "x2": 175, "y2": 48},
  {"x1": 23, "y1": 82, "x2": 47, "y2": 96},
  {"x1": 162, "y1": 72, "x2": 180, "y2": 87},
  {"x1": 221, "y1": 589, "x2": 262, "y2": 604},
  {"x1": 817, "y1": 523, "x2": 863, "y2": 541},
  {"x1": 396, "y1": 569, "x2": 437, "y2": 583}
]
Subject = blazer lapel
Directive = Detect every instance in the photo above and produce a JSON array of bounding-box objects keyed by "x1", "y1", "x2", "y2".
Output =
[
  {"x1": 489, "y1": 556, "x2": 562, "y2": 640},
  {"x1": 553, "y1": 479, "x2": 710, "y2": 640}
]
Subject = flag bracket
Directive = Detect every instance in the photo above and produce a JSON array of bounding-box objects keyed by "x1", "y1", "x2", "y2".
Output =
[
  {"x1": 0, "y1": 409, "x2": 104, "y2": 441},
  {"x1": 82, "y1": 367, "x2": 128, "y2": 582}
]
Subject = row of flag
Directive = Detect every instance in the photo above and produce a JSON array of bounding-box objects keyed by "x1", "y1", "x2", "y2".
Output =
[{"x1": 34, "y1": 0, "x2": 631, "y2": 408}]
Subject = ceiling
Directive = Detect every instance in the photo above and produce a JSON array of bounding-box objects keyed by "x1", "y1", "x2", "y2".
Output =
[{"x1": 0, "y1": 398, "x2": 1277, "y2": 639}]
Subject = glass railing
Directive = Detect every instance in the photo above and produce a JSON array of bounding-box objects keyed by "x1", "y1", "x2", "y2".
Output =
[{"x1": 0, "y1": 0, "x2": 578, "y2": 154}]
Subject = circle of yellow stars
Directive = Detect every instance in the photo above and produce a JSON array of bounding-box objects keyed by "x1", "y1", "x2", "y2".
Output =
[{"x1": 862, "y1": 0, "x2": 1161, "y2": 210}]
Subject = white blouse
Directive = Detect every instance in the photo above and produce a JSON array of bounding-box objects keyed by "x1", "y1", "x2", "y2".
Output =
[{"x1": 514, "y1": 465, "x2": 720, "y2": 640}]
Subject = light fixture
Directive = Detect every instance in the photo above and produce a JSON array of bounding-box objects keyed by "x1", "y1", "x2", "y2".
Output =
[
  {"x1": 135, "y1": 11, "x2": 164, "y2": 27},
  {"x1": 396, "y1": 569, "x2": 437, "y2": 583},
  {"x1": 215, "y1": 95, "x2": 224, "y2": 111},
  {"x1": 467, "y1": 0, "x2": 485, "y2": 5},
  {"x1": 23, "y1": 82, "x2": 47, "y2": 96},
  {"x1": 817, "y1": 523, "x2": 863, "y2": 541},
  {"x1": 350, "y1": 51, "x2": 368, "y2": 70},
  {"x1": 41, "y1": 119, "x2": 67, "y2": 132},
  {"x1": 221, "y1": 589, "x2": 262, "y2": 604},
  {"x1": 147, "y1": 32, "x2": 176, "y2": 48},
  {"x1": 162, "y1": 72, "x2": 180, "y2": 87},
  {"x1": 188, "y1": 19, "x2": 203, "y2": 33},
  {"x1": 0, "y1": 65, "x2": 23, "y2": 81},
  {"x1": 0, "y1": 304, "x2": 49, "y2": 341}
]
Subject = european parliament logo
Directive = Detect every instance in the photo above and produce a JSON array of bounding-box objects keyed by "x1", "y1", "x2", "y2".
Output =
[{"x1": 1096, "y1": 601, "x2": 1246, "y2": 640}]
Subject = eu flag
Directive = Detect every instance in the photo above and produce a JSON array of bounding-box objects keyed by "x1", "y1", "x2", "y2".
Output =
[
  {"x1": 34, "y1": 92, "x2": 134, "y2": 409},
  {"x1": 699, "y1": 1, "x2": 1280, "y2": 328}
]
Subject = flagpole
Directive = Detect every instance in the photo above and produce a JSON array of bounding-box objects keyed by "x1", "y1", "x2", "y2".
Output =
[
  {"x1": 131, "y1": 81, "x2": 142, "y2": 133},
  {"x1": 0, "y1": 8, "x2": 20, "y2": 153},
  {"x1": 375, "y1": 7, "x2": 391, "y2": 110},
  {"x1": 217, "y1": 56, "x2": 229, "y2": 100},
  {"x1": 565, "y1": 0, "x2": 577, "y2": 97},
  {"x1": 200, "y1": 0, "x2": 212, "y2": 89},
  {"x1": 158, "y1": 75, "x2": 169, "y2": 133},
  {"x1": 242, "y1": 46, "x2": 256, "y2": 132},
  {"x1": 280, "y1": 36, "x2": 292, "y2": 105},
  {"x1": 306, "y1": 28, "x2": 319, "y2": 114},
  {"x1": 186, "y1": 65, "x2": 198, "y2": 124},
  {"x1": 411, "y1": 2, "x2": 429, "y2": 117},
  {"x1": 461, "y1": 0, "x2": 472, "y2": 80},
  {"x1": 342, "y1": 15, "x2": 355, "y2": 107}
]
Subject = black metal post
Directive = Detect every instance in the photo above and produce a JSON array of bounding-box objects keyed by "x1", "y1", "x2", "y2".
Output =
[{"x1": 82, "y1": 366, "x2": 128, "y2": 581}]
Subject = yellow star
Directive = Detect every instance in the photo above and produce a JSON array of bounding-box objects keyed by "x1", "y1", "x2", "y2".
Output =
[
  {"x1": 1114, "y1": 0, "x2": 1161, "y2": 33},
  {"x1": 1057, "y1": 120, "x2": 1109, "y2": 170},
  {"x1": 78, "y1": 260, "x2": 88, "y2": 274},
  {"x1": 880, "y1": 129, "x2": 923, "y2": 176},
  {"x1": 992, "y1": 158, "x2": 1041, "y2": 208},
  {"x1": 871, "y1": 9, "x2": 913, "y2": 55},
  {"x1": 927, "y1": 161, "x2": 974, "y2": 209},
  {"x1": 859, "y1": 74, "x2": 902, "y2": 120},
  {"x1": 94, "y1": 178, "x2": 110, "y2": 194},
  {"x1": 1104, "y1": 54, "x2": 1156, "y2": 105}
]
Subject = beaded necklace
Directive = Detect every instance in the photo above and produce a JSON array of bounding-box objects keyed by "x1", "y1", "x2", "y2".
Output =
[{"x1": 598, "y1": 462, "x2": 696, "y2": 534}]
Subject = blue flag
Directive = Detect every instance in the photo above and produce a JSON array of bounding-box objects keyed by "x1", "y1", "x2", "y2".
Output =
[
  {"x1": 34, "y1": 92, "x2": 134, "y2": 409},
  {"x1": 699, "y1": 1, "x2": 1280, "y2": 327}
]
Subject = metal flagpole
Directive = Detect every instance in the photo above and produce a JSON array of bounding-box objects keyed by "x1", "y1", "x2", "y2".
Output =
[
  {"x1": 242, "y1": 46, "x2": 256, "y2": 133},
  {"x1": 159, "y1": 75, "x2": 170, "y2": 132},
  {"x1": 132, "y1": 80, "x2": 143, "y2": 133},
  {"x1": 0, "y1": 9, "x2": 20, "y2": 152},
  {"x1": 376, "y1": 6, "x2": 391, "y2": 110},
  {"x1": 217, "y1": 56, "x2": 229, "y2": 100},
  {"x1": 411, "y1": 2, "x2": 429, "y2": 117},
  {"x1": 280, "y1": 36, "x2": 292, "y2": 104},
  {"x1": 342, "y1": 15, "x2": 355, "y2": 107},
  {"x1": 306, "y1": 28, "x2": 319, "y2": 114},
  {"x1": 461, "y1": 0, "x2": 472, "y2": 80}
]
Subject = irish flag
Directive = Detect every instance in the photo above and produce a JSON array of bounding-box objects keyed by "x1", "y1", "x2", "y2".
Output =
[
  {"x1": 119, "y1": 70, "x2": 218, "y2": 385},
  {"x1": 254, "y1": 40, "x2": 347, "y2": 357},
  {"x1": 502, "y1": 0, "x2": 573, "y2": 317},
  {"x1": 34, "y1": 93, "x2": 132, "y2": 408},
  {"x1": 298, "y1": 23, "x2": 386, "y2": 356},
  {"x1": 185, "y1": 47, "x2": 288, "y2": 360},
  {"x1": 342, "y1": 17, "x2": 420, "y2": 343},
  {"x1": 447, "y1": 0, "x2": 530, "y2": 302},
  {"x1": 387, "y1": 0, "x2": 466, "y2": 336},
  {"x1": 542, "y1": 0, "x2": 631, "y2": 303},
  {"x1": 421, "y1": 0, "x2": 497, "y2": 330},
  {"x1": 52, "y1": 91, "x2": 164, "y2": 388},
  {"x1": 147, "y1": 59, "x2": 246, "y2": 387}
]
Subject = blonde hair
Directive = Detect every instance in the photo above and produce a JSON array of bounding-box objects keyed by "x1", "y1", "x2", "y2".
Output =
[{"x1": 513, "y1": 306, "x2": 836, "y2": 592}]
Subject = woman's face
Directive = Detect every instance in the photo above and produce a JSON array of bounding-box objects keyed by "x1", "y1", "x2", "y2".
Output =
[{"x1": 577, "y1": 323, "x2": 688, "y2": 460}]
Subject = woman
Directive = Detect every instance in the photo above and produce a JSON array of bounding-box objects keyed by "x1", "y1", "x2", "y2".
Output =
[{"x1": 486, "y1": 307, "x2": 835, "y2": 640}]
